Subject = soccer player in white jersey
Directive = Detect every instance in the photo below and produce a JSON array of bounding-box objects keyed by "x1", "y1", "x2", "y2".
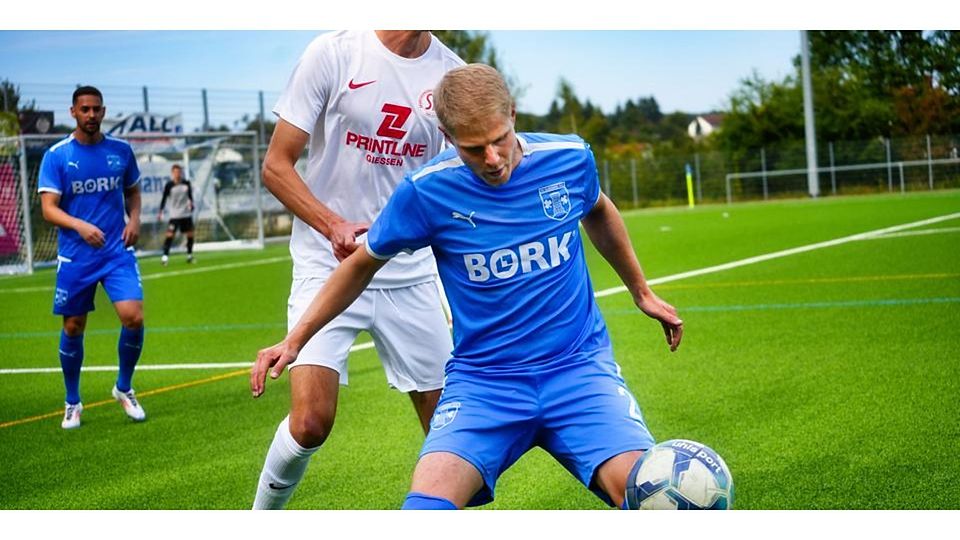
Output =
[
  {"x1": 38, "y1": 86, "x2": 147, "y2": 429},
  {"x1": 251, "y1": 64, "x2": 684, "y2": 509},
  {"x1": 250, "y1": 31, "x2": 463, "y2": 509}
]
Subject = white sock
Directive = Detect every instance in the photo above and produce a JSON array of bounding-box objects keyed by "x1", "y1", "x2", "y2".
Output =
[{"x1": 252, "y1": 415, "x2": 319, "y2": 509}]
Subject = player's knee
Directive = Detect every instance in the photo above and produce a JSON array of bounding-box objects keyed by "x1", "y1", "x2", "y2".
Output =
[
  {"x1": 288, "y1": 412, "x2": 334, "y2": 448},
  {"x1": 121, "y1": 312, "x2": 144, "y2": 330},
  {"x1": 63, "y1": 317, "x2": 86, "y2": 336}
]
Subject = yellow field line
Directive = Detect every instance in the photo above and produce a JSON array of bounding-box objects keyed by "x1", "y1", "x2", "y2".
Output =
[
  {"x1": 653, "y1": 272, "x2": 959, "y2": 291},
  {"x1": 0, "y1": 369, "x2": 249, "y2": 430}
]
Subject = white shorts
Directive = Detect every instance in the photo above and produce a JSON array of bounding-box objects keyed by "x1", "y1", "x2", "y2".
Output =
[{"x1": 287, "y1": 279, "x2": 453, "y2": 392}]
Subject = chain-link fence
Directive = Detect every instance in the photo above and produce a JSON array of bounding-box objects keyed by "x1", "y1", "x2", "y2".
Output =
[
  {"x1": 599, "y1": 133, "x2": 960, "y2": 208},
  {"x1": 0, "y1": 132, "x2": 300, "y2": 275},
  {"x1": 6, "y1": 82, "x2": 280, "y2": 143},
  {"x1": 6, "y1": 81, "x2": 959, "y2": 232}
]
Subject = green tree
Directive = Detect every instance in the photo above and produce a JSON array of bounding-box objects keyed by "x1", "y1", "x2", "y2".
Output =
[
  {"x1": 555, "y1": 78, "x2": 583, "y2": 134},
  {"x1": 1, "y1": 79, "x2": 36, "y2": 113},
  {"x1": 431, "y1": 30, "x2": 524, "y2": 100}
]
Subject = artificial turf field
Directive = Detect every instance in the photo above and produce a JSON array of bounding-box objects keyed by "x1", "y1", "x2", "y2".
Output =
[{"x1": 1, "y1": 189, "x2": 958, "y2": 510}]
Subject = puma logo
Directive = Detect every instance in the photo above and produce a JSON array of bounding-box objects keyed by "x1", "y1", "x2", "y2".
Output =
[{"x1": 451, "y1": 211, "x2": 476, "y2": 228}]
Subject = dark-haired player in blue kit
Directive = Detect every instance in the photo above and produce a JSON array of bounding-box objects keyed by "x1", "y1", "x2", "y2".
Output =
[
  {"x1": 251, "y1": 64, "x2": 683, "y2": 509},
  {"x1": 38, "y1": 86, "x2": 147, "y2": 429}
]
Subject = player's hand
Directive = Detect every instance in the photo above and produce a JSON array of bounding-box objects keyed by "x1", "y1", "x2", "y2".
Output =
[
  {"x1": 635, "y1": 290, "x2": 683, "y2": 352},
  {"x1": 157, "y1": 211, "x2": 163, "y2": 221},
  {"x1": 122, "y1": 218, "x2": 140, "y2": 247},
  {"x1": 250, "y1": 340, "x2": 299, "y2": 398},
  {"x1": 329, "y1": 221, "x2": 370, "y2": 262},
  {"x1": 76, "y1": 221, "x2": 106, "y2": 248}
]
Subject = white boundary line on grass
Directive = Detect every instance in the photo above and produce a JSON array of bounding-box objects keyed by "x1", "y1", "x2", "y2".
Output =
[
  {"x1": 0, "y1": 255, "x2": 291, "y2": 295},
  {"x1": 0, "y1": 341, "x2": 375, "y2": 374},
  {"x1": 3, "y1": 211, "x2": 958, "y2": 375},
  {"x1": 858, "y1": 226, "x2": 960, "y2": 240},
  {"x1": 595, "y1": 211, "x2": 960, "y2": 298}
]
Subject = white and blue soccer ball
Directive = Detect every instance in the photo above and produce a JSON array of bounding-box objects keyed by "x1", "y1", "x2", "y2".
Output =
[{"x1": 625, "y1": 439, "x2": 734, "y2": 510}]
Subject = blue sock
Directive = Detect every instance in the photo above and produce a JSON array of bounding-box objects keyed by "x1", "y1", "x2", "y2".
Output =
[
  {"x1": 59, "y1": 331, "x2": 84, "y2": 404},
  {"x1": 116, "y1": 326, "x2": 144, "y2": 392},
  {"x1": 401, "y1": 492, "x2": 458, "y2": 510}
]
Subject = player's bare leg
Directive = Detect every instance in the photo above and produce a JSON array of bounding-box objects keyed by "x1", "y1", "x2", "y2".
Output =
[
  {"x1": 408, "y1": 389, "x2": 441, "y2": 434},
  {"x1": 288, "y1": 365, "x2": 339, "y2": 447},
  {"x1": 253, "y1": 365, "x2": 339, "y2": 509},
  {"x1": 63, "y1": 313, "x2": 87, "y2": 337},
  {"x1": 594, "y1": 449, "x2": 644, "y2": 509},
  {"x1": 113, "y1": 300, "x2": 144, "y2": 331},
  {"x1": 404, "y1": 451, "x2": 485, "y2": 509}
]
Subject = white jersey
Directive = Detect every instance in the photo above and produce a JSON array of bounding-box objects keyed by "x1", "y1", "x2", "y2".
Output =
[{"x1": 274, "y1": 30, "x2": 464, "y2": 287}]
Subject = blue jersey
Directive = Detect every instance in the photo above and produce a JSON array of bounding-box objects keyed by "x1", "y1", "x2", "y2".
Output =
[
  {"x1": 367, "y1": 133, "x2": 610, "y2": 373},
  {"x1": 38, "y1": 135, "x2": 140, "y2": 261}
]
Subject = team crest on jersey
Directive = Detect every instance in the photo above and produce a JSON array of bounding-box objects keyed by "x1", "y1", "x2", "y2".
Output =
[
  {"x1": 418, "y1": 90, "x2": 436, "y2": 117},
  {"x1": 105, "y1": 154, "x2": 124, "y2": 171},
  {"x1": 54, "y1": 288, "x2": 68, "y2": 306},
  {"x1": 539, "y1": 182, "x2": 572, "y2": 221},
  {"x1": 430, "y1": 401, "x2": 461, "y2": 430}
]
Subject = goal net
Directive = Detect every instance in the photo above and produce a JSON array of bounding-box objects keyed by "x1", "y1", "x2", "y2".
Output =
[{"x1": 0, "y1": 132, "x2": 290, "y2": 275}]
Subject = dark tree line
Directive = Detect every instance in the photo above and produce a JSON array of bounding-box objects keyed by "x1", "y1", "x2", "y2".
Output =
[{"x1": 716, "y1": 31, "x2": 960, "y2": 162}]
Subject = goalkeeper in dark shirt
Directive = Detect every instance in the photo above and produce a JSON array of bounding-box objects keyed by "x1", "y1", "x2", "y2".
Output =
[{"x1": 158, "y1": 163, "x2": 195, "y2": 265}]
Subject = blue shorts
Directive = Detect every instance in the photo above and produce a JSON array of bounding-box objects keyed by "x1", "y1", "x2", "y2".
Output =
[
  {"x1": 53, "y1": 249, "x2": 143, "y2": 316},
  {"x1": 422, "y1": 350, "x2": 655, "y2": 507}
]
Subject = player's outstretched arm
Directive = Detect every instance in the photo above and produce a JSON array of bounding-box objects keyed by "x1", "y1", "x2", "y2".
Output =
[
  {"x1": 250, "y1": 247, "x2": 387, "y2": 397},
  {"x1": 262, "y1": 119, "x2": 370, "y2": 261},
  {"x1": 581, "y1": 193, "x2": 683, "y2": 351},
  {"x1": 40, "y1": 192, "x2": 105, "y2": 248}
]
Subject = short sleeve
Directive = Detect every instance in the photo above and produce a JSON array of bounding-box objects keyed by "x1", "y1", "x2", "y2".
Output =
[
  {"x1": 37, "y1": 148, "x2": 63, "y2": 194},
  {"x1": 582, "y1": 144, "x2": 601, "y2": 211},
  {"x1": 124, "y1": 144, "x2": 141, "y2": 188},
  {"x1": 366, "y1": 179, "x2": 432, "y2": 260},
  {"x1": 273, "y1": 34, "x2": 337, "y2": 133}
]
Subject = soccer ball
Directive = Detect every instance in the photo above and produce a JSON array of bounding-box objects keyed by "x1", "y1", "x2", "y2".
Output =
[{"x1": 625, "y1": 439, "x2": 734, "y2": 510}]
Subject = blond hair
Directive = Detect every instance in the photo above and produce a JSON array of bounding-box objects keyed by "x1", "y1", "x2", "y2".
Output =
[{"x1": 434, "y1": 63, "x2": 512, "y2": 136}]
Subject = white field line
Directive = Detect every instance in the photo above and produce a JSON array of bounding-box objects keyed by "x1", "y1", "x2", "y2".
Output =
[
  {"x1": 859, "y1": 226, "x2": 960, "y2": 240},
  {"x1": 0, "y1": 341, "x2": 375, "y2": 375},
  {"x1": 594, "y1": 211, "x2": 960, "y2": 298},
  {"x1": 3, "y1": 211, "x2": 958, "y2": 375},
  {"x1": 0, "y1": 255, "x2": 291, "y2": 295}
]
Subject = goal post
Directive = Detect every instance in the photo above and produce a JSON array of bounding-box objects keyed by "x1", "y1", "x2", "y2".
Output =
[
  {"x1": 0, "y1": 136, "x2": 34, "y2": 274},
  {"x1": 0, "y1": 131, "x2": 288, "y2": 275}
]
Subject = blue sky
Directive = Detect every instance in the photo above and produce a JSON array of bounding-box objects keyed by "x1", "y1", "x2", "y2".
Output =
[{"x1": 0, "y1": 30, "x2": 799, "y2": 119}]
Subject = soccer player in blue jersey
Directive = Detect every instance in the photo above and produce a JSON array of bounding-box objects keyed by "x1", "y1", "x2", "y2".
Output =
[
  {"x1": 251, "y1": 64, "x2": 683, "y2": 509},
  {"x1": 38, "y1": 86, "x2": 147, "y2": 429}
]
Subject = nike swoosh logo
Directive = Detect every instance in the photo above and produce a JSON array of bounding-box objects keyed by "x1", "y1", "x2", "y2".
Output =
[
  {"x1": 269, "y1": 482, "x2": 296, "y2": 490},
  {"x1": 348, "y1": 79, "x2": 376, "y2": 90},
  {"x1": 59, "y1": 349, "x2": 76, "y2": 357}
]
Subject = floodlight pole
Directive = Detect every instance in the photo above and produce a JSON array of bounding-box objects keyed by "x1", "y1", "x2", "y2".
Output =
[{"x1": 801, "y1": 30, "x2": 820, "y2": 198}]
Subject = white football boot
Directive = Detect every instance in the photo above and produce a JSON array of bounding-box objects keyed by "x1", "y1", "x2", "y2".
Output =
[
  {"x1": 112, "y1": 386, "x2": 146, "y2": 422},
  {"x1": 61, "y1": 402, "x2": 83, "y2": 429}
]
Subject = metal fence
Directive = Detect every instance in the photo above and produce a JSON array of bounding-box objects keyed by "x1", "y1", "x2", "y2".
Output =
[
  {"x1": 0, "y1": 132, "x2": 289, "y2": 274},
  {"x1": 599, "y1": 133, "x2": 960, "y2": 208},
  {"x1": 7, "y1": 82, "x2": 959, "y2": 212},
  {"x1": 6, "y1": 82, "x2": 280, "y2": 142}
]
